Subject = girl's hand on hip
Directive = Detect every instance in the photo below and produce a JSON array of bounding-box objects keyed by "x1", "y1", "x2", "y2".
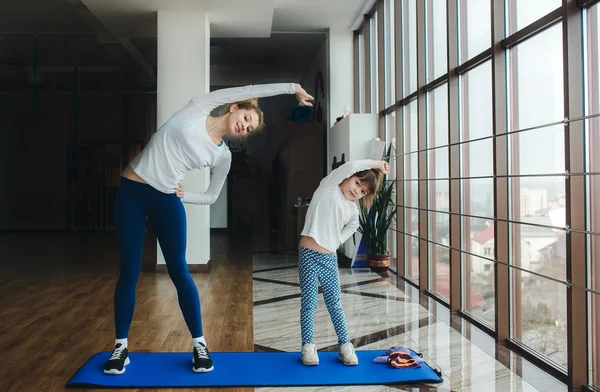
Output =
[{"x1": 176, "y1": 183, "x2": 184, "y2": 199}]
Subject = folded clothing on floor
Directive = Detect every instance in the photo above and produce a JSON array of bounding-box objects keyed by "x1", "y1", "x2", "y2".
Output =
[{"x1": 373, "y1": 346, "x2": 424, "y2": 369}]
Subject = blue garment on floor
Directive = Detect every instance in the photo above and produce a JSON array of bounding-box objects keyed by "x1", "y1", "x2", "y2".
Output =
[{"x1": 67, "y1": 350, "x2": 443, "y2": 388}]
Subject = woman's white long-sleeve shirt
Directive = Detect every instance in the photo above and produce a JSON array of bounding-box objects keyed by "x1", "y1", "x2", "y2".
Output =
[
  {"x1": 129, "y1": 83, "x2": 297, "y2": 205},
  {"x1": 301, "y1": 159, "x2": 373, "y2": 253}
]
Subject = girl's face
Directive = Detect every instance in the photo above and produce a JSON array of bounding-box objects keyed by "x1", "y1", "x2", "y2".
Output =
[
  {"x1": 227, "y1": 105, "x2": 260, "y2": 137},
  {"x1": 339, "y1": 176, "x2": 370, "y2": 202}
]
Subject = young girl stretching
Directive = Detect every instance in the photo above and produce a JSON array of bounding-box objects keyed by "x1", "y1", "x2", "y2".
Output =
[{"x1": 298, "y1": 159, "x2": 390, "y2": 366}]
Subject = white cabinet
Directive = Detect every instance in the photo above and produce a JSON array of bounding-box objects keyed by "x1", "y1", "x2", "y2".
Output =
[{"x1": 328, "y1": 113, "x2": 379, "y2": 174}]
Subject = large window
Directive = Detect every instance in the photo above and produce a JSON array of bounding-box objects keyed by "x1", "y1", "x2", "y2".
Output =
[
  {"x1": 460, "y1": 61, "x2": 495, "y2": 325},
  {"x1": 428, "y1": 84, "x2": 450, "y2": 299},
  {"x1": 357, "y1": 0, "x2": 598, "y2": 388},
  {"x1": 508, "y1": 23, "x2": 566, "y2": 368}
]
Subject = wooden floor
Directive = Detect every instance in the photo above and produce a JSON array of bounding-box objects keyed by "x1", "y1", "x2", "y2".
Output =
[{"x1": 0, "y1": 230, "x2": 255, "y2": 392}]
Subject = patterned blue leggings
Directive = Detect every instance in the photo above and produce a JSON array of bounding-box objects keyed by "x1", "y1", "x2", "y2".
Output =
[{"x1": 298, "y1": 246, "x2": 350, "y2": 345}]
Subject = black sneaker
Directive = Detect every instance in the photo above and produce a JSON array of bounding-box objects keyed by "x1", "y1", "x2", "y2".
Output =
[
  {"x1": 103, "y1": 343, "x2": 130, "y2": 375},
  {"x1": 192, "y1": 343, "x2": 214, "y2": 372}
]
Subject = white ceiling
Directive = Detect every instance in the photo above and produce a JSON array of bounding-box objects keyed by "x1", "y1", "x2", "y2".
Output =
[
  {"x1": 78, "y1": 0, "x2": 369, "y2": 38},
  {"x1": 79, "y1": 0, "x2": 277, "y2": 38}
]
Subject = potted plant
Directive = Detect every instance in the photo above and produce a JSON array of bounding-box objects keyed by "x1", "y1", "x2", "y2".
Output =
[{"x1": 357, "y1": 153, "x2": 397, "y2": 271}]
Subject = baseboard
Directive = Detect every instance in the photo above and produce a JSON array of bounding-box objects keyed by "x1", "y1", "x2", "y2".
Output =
[{"x1": 155, "y1": 259, "x2": 212, "y2": 273}]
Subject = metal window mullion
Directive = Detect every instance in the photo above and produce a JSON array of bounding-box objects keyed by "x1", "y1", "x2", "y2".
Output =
[
  {"x1": 395, "y1": 0, "x2": 405, "y2": 277},
  {"x1": 417, "y1": 0, "x2": 428, "y2": 292},
  {"x1": 448, "y1": 0, "x2": 461, "y2": 313},
  {"x1": 354, "y1": 31, "x2": 360, "y2": 113},
  {"x1": 378, "y1": 0, "x2": 386, "y2": 140},
  {"x1": 492, "y1": 0, "x2": 510, "y2": 343},
  {"x1": 587, "y1": 4, "x2": 600, "y2": 388}
]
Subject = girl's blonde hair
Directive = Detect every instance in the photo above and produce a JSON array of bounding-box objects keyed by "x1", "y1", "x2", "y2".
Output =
[
  {"x1": 353, "y1": 169, "x2": 383, "y2": 209},
  {"x1": 220, "y1": 98, "x2": 265, "y2": 132}
]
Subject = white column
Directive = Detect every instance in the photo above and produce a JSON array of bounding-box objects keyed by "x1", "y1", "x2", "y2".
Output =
[
  {"x1": 156, "y1": 11, "x2": 211, "y2": 266},
  {"x1": 328, "y1": 29, "x2": 354, "y2": 129}
]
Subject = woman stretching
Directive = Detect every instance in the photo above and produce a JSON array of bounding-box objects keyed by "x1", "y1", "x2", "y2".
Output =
[
  {"x1": 298, "y1": 159, "x2": 389, "y2": 366},
  {"x1": 103, "y1": 83, "x2": 313, "y2": 375}
]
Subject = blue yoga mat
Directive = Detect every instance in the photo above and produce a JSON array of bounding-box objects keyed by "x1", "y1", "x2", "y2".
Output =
[{"x1": 67, "y1": 350, "x2": 443, "y2": 388}]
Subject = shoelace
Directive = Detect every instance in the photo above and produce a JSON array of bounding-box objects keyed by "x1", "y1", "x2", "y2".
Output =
[
  {"x1": 109, "y1": 345, "x2": 126, "y2": 361},
  {"x1": 194, "y1": 344, "x2": 209, "y2": 359}
]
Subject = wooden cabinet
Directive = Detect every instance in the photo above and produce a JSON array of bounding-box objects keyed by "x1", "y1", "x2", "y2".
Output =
[{"x1": 278, "y1": 122, "x2": 325, "y2": 248}]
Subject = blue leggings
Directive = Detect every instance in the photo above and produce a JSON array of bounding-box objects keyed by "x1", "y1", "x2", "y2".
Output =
[
  {"x1": 298, "y1": 246, "x2": 350, "y2": 345},
  {"x1": 113, "y1": 177, "x2": 203, "y2": 339}
]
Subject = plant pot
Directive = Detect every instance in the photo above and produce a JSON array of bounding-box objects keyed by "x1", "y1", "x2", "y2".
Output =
[{"x1": 367, "y1": 254, "x2": 391, "y2": 271}]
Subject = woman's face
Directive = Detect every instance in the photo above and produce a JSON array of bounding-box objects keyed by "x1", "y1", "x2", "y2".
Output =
[{"x1": 227, "y1": 105, "x2": 260, "y2": 137}]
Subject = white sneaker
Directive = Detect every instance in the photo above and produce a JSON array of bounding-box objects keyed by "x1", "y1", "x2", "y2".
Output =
[
  {"x1": 301, "y1": 343, "x2": 319, "y2": 365},
  {"x1": 338, "y1": 342, "x2": 358, "y2": 365}
]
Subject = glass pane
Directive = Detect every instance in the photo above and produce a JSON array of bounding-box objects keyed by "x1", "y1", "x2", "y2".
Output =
[
  {"x1": 406, "y1": 208, "x2": 419, "y2": 282},
  {"x1": 405, "y1": 178, "x2": 417, "y2": 211},
  {"x1": 385, "y1": 0, "x2": 396, "y2": 107},
  {"x1": 510, "y1": 23, "x2": 564, "y2": 130},
  {"x1": 386, "y1": 111, "x2": 397, "y2": 146},
  {"x1": 461, "y1": 61, "x2": 493, "y2": 141},
  {"x1": 372, "y1": 12, "x2": 379, "y2": 113},
  {"x1": 463, "y1": 215, "x2": 495, "y2": 324},
  {"x1": 510, "y1": 0, "x2": 562, "y2": 34},
  {"x1": 429, "y1": 179, "x2": 449, "y2": 212},
  {"x1": 405, "y1": 154, "x2": 418, "y2": 187},
  {"x1": 426, "y1": 0, "x2": 447, "y2": 81},
  {"x1": 517, "y1": 274, "x2": 567, "y2": 367},
  {"x1": 359, "y1": 32, "x2": 364, "y2": 112},
  {"x1": 460, "y1": 0, "x2": 492, "y2": 62},
  {"x1": 403, "y1": 0, "x2": 418, "y2": 96},
  {"x1": 511, "y1": 176, "x2": 565, "y2": 222},
  {"x1": 511, "y1": 220, "x2": 567, "y2": 368},
  {"x1": 429, "y1": 147, "x2": 449, "y2": 180},
  {"x1": 430, "y1": 242, "x2": 450, "y2": 300},
  {"x1": 429, "y1": 84, "x2": 449, "y2": 147},
  {"x1": 462, "y1": 178, "x2": 494, "y2": 219},
  {"x1": 463, "y1": 252, "x2": 495, "y2": 324},
  {"x1": 462, "y1": 139, "x2": 493, "y2": 178}
]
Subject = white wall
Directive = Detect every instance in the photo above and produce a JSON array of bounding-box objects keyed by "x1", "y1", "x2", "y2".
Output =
[
  {"x1": 328, "y1": 29, "x2": 354, "y2": 128},
  {"x1": 157, "y1": 10, "x2": 211, "y2": 265}
]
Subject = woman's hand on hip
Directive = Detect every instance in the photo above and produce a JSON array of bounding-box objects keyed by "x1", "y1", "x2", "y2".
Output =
[
  {"x1": 295, "y1": 84, "x2": 314, "y2": 106},
  {"x1": 176, "y1": 183, "x2": 184, "y2": 199}
]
